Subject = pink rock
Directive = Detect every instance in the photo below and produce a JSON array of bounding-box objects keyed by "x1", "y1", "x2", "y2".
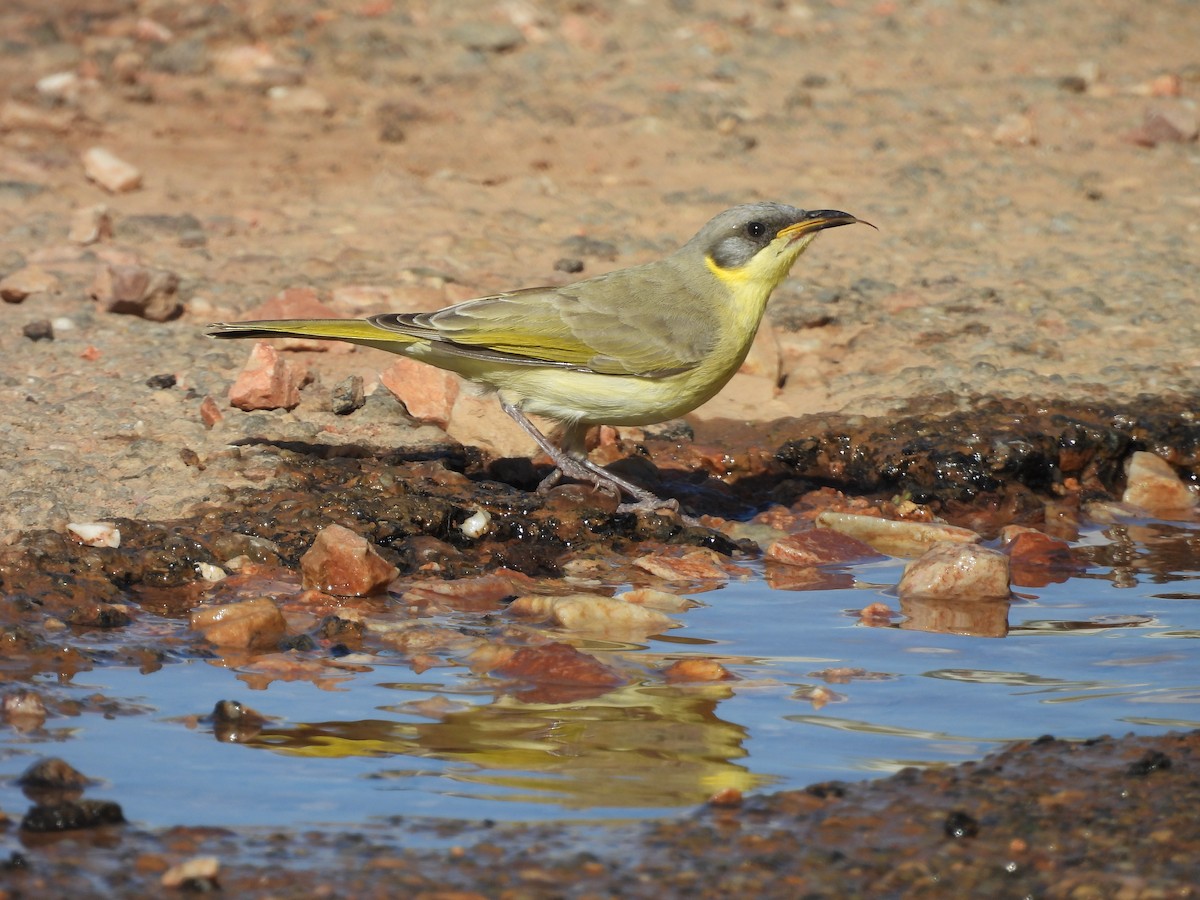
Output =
[
  {"x1": 89, "y1": 263, "x2": 182, "y2": 320},
  {"x1": 190, "y1": 597, "x2": 286, "y2": 649},
  {"x1": 300, "y1": 524, "x2": 398, "y2": 596},
  {"x1": 632, "y1": 548, "x2": 739, "y2": 582},
  {"x1": 380, "y1": 357, "x2": 460, "y2": 429},
  {"x1": 897, "y1": 543, "x2": 1011, "y2": 601},
  {"x1": 0, "y1": 266, "x2": 60, "y2": 303},
  {"x1": 81, "y1": 146, "x2": 142, "y2": 193},
  {"x1": 765, "y1": 528, "x2": 880, "y2": 567},
  {"x1": 228, "y1": 342, "x2": 305, "y2": 411},
  {"x1": 1122, "y1": 451, "x2": 1197, "y2": 512}
]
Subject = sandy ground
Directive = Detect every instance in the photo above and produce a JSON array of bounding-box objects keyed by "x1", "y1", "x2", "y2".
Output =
[{"x1": 1, "y1": 0, "x2": 1198, "y2": 539}]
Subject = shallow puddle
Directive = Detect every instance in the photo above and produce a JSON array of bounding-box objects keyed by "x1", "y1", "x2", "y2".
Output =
[{"x1": 1, "y1": 519, "x2": 1197, "y2": 836}]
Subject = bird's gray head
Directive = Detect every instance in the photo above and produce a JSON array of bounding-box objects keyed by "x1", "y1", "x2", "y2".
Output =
[{"x1": 685, "y1": 202, "x2": 863, "y2": 272}]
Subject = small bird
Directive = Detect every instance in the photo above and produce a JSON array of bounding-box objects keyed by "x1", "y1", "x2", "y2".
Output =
[{"x1": 207, "y1": 202, "x2": 868, "y2": 513}]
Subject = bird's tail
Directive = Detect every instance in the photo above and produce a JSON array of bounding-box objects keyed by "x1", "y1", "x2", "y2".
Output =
[{"x1": 205, "y1": 319, "x2": 421, "y2": 353}]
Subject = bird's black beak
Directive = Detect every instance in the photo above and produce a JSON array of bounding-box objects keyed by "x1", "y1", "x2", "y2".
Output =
[{"x1": 779, "y1": 209, "x2": 875, "y2": 243}]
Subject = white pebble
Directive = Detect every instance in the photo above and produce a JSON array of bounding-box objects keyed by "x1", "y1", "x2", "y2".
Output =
[
  {"x1": 67, "y1": 522, "x2": 121, "y2": 548},
  {"x1": 81, "y1": 146, "x2": 143, "y2": 193},
  {"x1": 195, "y1": 562, "x2": 227, "y2": 582},
  {"x1": 460, "y1": 508, "x2": 491, "y2": 539},
  {"x1": 36, "y1": 71, "x2": 80, "y2": 102}
]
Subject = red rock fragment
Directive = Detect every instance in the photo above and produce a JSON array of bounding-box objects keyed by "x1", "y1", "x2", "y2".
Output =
[
  {"x1": 765, "y1": 528, "x2": 880, "y2": 568},
  {"x1": 89, "y1": 263, "x2": 182, "y2": 321},
  {"x1": 492, "y1": 641, "x2": 624, "y2": 703},
  {"x1": 228, "y1": 342, "x2": 305, "y2": 411},
  {"x1": 708, "y1": 787, "x2": 743, "y2": 808},
  {"x1": 632, "y1": 548, "x2": 739, "y2": 582},
  {"x1": 1005, "y1": 531, "x2": 1083, "y2": 588},
  {"x1": 190, "y1": 597, "x2": 286, "y2": 649},
  {"x1": 300, "y1": 524, "x2": 398, "y2": 597},
  {"x1": 663, "y1": 658, "x2": 734, "y2": 683},
  {"x1": 199, "y1": 395, "x2": 223, "y2": 428},
  {"x1": 380, "y1": 356, "x2": 460, "y2": 429},
  {"x1": 858, "y1": 602, "x2": 896, "y2": 627}
]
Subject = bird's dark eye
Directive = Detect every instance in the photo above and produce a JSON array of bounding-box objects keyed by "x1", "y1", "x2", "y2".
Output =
[{"x1": 746, "y1": 221, "x2": 767, "y2": 239}]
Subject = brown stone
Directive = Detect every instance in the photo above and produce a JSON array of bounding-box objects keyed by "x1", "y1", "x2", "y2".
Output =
[
  {"x1": 492, "y1": 641, "x2": 624, "y2": 703},
  {"x1": 0, "y1": 266, "x2": 60, "y2": 303},
  {"x1": 1122, "y1": 451, "x2": 1197, "y2": 513},
  {"x1": 300, "y1": 523, "x2": 398, "y2": 596},
  {"x1": 1006, "y1": 531, "x2": 1083, "y2": 588},
  {"x1": 663, "y1": 658, "x2": 734, "y2": 683},
  {"x1": 190, "y1": 597, "x2": 286, "y2": 649},
  {"x1": 897, "y1": 543, "x2": 1011, "y2": 602},
  {"x1": 89, "y1": 263, "x2": 182, "y2": 320}
]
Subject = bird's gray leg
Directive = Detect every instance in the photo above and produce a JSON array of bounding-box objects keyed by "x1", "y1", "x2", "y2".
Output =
[
  {"x1": 499, "y1": 401, "x2": 686, "y2": 517},
  {"x1": 499, "y1": 401, "x2": 601, "y2": 491}
]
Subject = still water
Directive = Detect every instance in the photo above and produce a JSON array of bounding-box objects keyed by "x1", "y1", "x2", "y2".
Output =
[{"x1": 1, "y1": 519, "x2": 1196, "y2": 831}]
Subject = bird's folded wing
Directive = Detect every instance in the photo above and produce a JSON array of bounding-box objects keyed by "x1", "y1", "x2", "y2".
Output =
[{"x1": 369, "y1": 278, "x2": 710, "y2": 379}]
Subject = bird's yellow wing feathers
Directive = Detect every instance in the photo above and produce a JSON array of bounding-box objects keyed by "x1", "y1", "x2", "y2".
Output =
[{"x1": 372, "y1": 266, "x2": 715, "y2": 379}]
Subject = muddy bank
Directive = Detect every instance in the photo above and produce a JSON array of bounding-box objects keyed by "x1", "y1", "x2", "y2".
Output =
[
  {"x1": 2, "y1": 391, "x2": 1196, "y2": 616},
  {"x1": 3, "y1": 730, "x2": 1196, "y2": 898}
]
